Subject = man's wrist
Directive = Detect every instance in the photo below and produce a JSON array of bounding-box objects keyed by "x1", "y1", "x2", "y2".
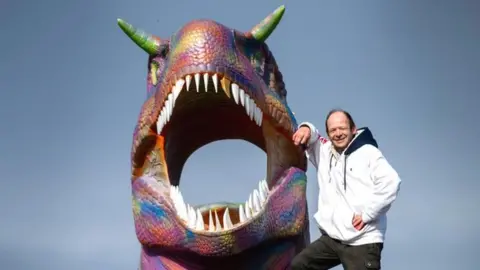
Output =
[{"x1": 299, "y1": 124, "x2": 311, "y2": 131}]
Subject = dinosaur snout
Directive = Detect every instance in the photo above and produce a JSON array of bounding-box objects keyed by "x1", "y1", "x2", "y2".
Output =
[{"x1": 167, "y1": 20, "x2": 238, "y2": 72}]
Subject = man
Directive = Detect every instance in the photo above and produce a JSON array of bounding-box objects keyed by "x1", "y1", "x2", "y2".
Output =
[{"x1": 290, "y1": 109, "x2": 401, "y2": 270}]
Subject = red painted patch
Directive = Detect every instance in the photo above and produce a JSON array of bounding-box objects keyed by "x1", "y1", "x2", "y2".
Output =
[{"x1": 318, "y1": 136, "x2": 329, "y2": 144}]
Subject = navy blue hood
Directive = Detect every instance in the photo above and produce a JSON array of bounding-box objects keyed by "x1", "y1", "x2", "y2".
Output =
[
  {"x1": 339, "y1": 127, "x2": 378, "y2": 192},
  {"x1": 344, "y1": 127, "x2": 378, "y2": 156}
]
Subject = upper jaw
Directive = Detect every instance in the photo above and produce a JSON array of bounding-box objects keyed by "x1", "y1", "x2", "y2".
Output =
[{"x1": 154, "y1": 71, "x2": 266, "y2": 136}]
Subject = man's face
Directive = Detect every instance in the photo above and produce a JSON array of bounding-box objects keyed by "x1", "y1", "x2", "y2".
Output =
[{"x1": 326, "y1": 112, "x2": 356, "y2": 151}]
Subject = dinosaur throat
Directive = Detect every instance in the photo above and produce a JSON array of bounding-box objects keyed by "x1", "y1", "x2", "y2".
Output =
[{"x1": 152, "y1": 72, "x2": 300, "y2": 234}]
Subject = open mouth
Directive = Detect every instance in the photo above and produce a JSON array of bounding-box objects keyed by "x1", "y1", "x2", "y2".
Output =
[{"x1": 148, "y1": 71, "x2": 305, "y2": 235}]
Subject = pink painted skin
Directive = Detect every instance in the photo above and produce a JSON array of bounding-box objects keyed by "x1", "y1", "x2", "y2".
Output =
[{"x1": 118, "y1": 5, "x2": 310, "y2": 269}]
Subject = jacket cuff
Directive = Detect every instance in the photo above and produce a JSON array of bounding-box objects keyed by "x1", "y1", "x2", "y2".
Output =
[{"x1": 361, "y1": 212, "x2": 374, "y2": 224}]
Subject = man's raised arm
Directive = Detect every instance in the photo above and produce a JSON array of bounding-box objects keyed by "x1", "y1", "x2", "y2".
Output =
[{"x1": 293, "y1": 122, "x2": 329, "y2": 170}]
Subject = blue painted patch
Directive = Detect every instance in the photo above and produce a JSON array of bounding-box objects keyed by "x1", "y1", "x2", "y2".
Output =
[
  {"x1": 186, "y1": 229, "x2": 195, "y2": 241},
  {"x1": 141, "y1": 201, "x2": 166, "y2": 219},
  {"x1": 279, "y1": 208, "x2": 295, "y2": 222}
]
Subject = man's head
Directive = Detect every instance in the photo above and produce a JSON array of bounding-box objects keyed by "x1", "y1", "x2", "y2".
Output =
[{"x1": 325, "y1": 109, "x2": 357, "y2": 152}]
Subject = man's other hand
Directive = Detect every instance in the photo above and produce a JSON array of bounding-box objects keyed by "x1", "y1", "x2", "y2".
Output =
[
  {"x1": 292, "y1": 126, "x2": 311, "y2": 146},
  {"x1": 352, "y1": 214, "x2": 365, "y2": 231}
]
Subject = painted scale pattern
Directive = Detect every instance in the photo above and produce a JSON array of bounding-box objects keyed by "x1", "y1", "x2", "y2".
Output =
[
  {"x1": 140, "y1": 241, "x2": 298, "y2": 269},
  {"x1": 118, "y1": 5, "x2": 309, "y2": 269}
]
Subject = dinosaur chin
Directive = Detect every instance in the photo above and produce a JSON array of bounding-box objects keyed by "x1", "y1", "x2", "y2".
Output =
[{"x1": 155, "y1": 71, "x2": 304, "y2": 237}]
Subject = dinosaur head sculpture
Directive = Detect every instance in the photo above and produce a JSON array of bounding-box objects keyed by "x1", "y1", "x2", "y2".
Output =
[{"x1": 119, "y1": 6, "x2": 309, "y2": 269}]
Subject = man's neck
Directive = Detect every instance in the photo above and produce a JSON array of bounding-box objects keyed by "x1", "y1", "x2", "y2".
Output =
[{"x1": 333, "y1": 147, "x2": 345, "y2": 154}]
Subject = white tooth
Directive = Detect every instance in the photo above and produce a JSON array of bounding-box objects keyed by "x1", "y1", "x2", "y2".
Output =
[
  {"x1": 254, "y1": 107, "x2": 260, "y2": 125},
  {"x1": 188, "y1": 205, "x2": 196, "y2": 227},
  {"x1": 194, "y1": 73, "x2": 200, "y2": 92},
  {"x1": 258, "y1": 108, "x2": 263, "y2": 126},
  {"x1": 209, "y1": 210, "x2": 215, "y2": 232},
  {"x1": 212, "y1": 74, "x2": 218, "y2": 92},
  {"x1": 176, "y1": 191, "x2": 188, "y2": 221},
  {"x1": 214, "y1": 210, "x2": 222, "y2": 231},
  {"x1": 170, "y1": 186, "x2": 176, "y2": 204},
  {"x1": 223, "y1": 208, "x2": 233, "y2": 229},
  {"x1": 261, "y1": 187, "x2": 268, "y2": 201},
  {"x1": 171, "y1": 186, "x2": 176, "y2": 198},
  {"x1": 157, "y1": 111, "x2": 163, "y2": 124},
  {"x1": 178, "y1": 203, "x2": 186, "y2": 219},
  {"x1": 258, "y1": 182, "x2": 266, "y2": 203},
  {"x1": 158, "y1": 107, "x2": 165, "y2": 126},
  {"x1": 168, "y1": 94, "x2": 174, "y2": 116},
  {"x1": 178, "y1": 204, "x2": 185, "y2": 218},
  {"x1": 173, "y1": 80, "x2": 184, "y2": 102},
  {"x1": 245, "y1": 95, "x2": 250, "y2": 115},
  {"x1": 239, "y1": 87, "x2": 245, "y2": 106},
  {"x1": 261, "y1": 179, "x2": 268, "y2": 192},
  {"x1": 253, "y1": 190, "x2": 261, "y2": 212},
  {"x1": 203, "y1": 73, "x2": 209, "y2": 92},
  {"x1": 245, "y1": 201, "x2": 252, "y2": 218},
  {"x1": 185, "y1": 75, "x2": 192, "y2": 91},
  {"x1": 188, "y1": 212, "x2": 195, "y2": 227},
  {"x1": 231, "y1": 84, "x2": 239, "y2": 104},
  {"x1": 181, "y1": 206, "x2": 188, "y2": 221},
  {"x1": 248, "y1": 194, "x2": 254, "y2": 213},
  {"x1": 195, "y1": 209, "x2": 204, "y2": 230},
  {"x1": 249, "y1": 98, "x2": 255, "y2": 120},
  {"x1": 239, "y1": 204, "x2": 246, "y2": 223},
  {"x1": 161, "y1": 108, "x2": 166, "y2": 126},
  {"x1": 258, "y1": 180, "x2": 266, "y2": 193},
  {"x1": 185, "y1": 205, "x2": 190, "y2": 222},
  {"x1": 166, "y1": 94, "x2": 172, "y2": 121},
  {"x1": 156, "y1": 119, "x2": 162, "y2": 134}
]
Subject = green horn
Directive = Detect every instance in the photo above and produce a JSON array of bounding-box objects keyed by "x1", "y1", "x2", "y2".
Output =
[
  {"x1": 249, "y1": 5, "x2": 286, "y2": 42},
  {"x1": 117, "y1": 18, "x2": 161, "y2": 55}
]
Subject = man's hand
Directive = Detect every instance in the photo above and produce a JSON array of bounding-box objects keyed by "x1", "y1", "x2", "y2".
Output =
[
  {"x1": 292, "y1": 126, "x2": 311, "y2": 146},
  {"x1": 352, "y1": 214, "x2": 365, "y2": 231}
]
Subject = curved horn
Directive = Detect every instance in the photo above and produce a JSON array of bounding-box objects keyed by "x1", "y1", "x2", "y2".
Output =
[
  {"x1": 117, "y1": 18, "x2": 161, "y2": 55},
  {"x1": 249, "y1": 5, "x2": 285, "y2": 42}
]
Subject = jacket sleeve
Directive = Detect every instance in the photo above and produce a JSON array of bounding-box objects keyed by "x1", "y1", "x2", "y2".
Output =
[
  {"x1": 361, "y1": 145, "x2": 402, "y2": 223},
  {"x1": 298, "y1": 122, "x2": 328, "y2": 170}
]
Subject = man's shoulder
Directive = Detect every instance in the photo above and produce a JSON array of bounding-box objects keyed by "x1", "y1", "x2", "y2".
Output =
[
  {"x1": 352, "y1": 144, "x2": 383, "y2": 159},
  {"x1": 345, "y1": 127, "x2": 380, "y2": 156}
]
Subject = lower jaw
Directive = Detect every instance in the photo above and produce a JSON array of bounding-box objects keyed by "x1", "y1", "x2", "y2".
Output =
[
  {"x1": 140, "y1": 235, "x2": 305, "y2": 270},
  {"x1": 132, "y1": 167, "x2": 308, "y2": 256}
]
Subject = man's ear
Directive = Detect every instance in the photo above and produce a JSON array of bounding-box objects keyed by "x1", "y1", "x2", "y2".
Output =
[{"x1": 352, "y1": 126, "x2": 357, "y2": 134}]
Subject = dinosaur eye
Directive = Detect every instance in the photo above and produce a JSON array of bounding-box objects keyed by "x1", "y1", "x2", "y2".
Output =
[{"x1": 150, "y1": 61, "x2": 160, "y2": 86}]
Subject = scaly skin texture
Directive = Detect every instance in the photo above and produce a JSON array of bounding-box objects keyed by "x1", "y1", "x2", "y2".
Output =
[{"x1": 118, "y1": 6, "x2": 309, "y2": 270}]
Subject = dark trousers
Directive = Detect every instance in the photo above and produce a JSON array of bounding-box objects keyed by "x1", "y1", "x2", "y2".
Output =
[{"x1": 290, "y1": 233, "x2": 383, "y2": 270}]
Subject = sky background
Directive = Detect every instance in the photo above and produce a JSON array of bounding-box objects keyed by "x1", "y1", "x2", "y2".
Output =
[{"x1": 1, "y1": 0, "x2": 478, "y2": 269}]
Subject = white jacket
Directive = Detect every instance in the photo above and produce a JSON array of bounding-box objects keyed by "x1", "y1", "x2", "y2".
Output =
[{"x1": 300, "y1": 122, "x2": 401, "y2": 246}]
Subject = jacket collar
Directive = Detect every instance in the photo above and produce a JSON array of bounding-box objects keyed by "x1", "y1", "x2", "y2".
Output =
[{"x1": 331, "y1": 127, "x2": 378, "y2": 158}]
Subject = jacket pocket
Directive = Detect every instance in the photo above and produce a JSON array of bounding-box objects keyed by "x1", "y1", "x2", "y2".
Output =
[{"x1": 364, "y1": 243, "x2": 383, "y2": 269}]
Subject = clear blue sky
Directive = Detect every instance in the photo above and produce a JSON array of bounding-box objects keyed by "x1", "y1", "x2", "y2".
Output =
[{"x1": 1, "y1": 0, "x2": 478, "y2": 269}]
